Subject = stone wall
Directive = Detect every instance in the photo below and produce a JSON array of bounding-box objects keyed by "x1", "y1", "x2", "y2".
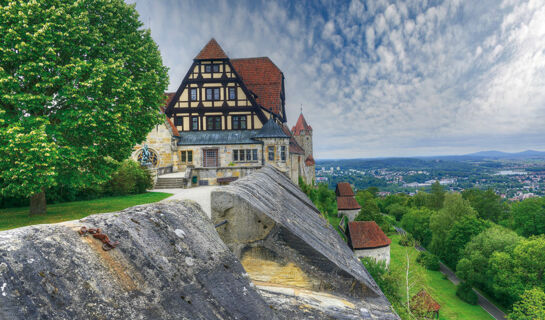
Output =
[
  {"x1": 355, "y1": 246, "x2": 391, "y2": 266},
  {"x1": 133, "y1": 121, "x2": 179, "y2": 169}
]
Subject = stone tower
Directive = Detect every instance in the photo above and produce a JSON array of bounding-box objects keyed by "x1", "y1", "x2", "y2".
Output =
[{"x1": 292, "y1": 113, "x2": 315, "y2": 184}]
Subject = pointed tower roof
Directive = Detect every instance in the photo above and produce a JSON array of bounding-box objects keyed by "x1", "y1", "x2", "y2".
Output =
[
  {"x1": 292, "y1": 113, "x2": 312, "y2": 136},
  {"x1": 194, "y1": 38, "x2": 228, "y2": 60}
]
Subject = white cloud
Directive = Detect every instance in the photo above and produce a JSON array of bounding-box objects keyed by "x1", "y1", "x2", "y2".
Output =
[{"x1": 128, "y1": 0, "x2": 545, "y2": 158}]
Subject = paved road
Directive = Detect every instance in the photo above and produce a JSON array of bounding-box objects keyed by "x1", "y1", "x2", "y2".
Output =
[{"x1": 395, "y1": 227, "x2": 507, "y2": 320}]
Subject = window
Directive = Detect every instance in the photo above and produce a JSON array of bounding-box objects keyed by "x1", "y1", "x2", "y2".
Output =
[
  {"x1": 203, "y1": 149, "x2": 218, "y2": 167},
  {"x1": 205, "y1": 88, "x2": 221, "y2": 101},
  {"x1": 174, "y1": 116, "x2": 183, "y2": 127},
  {"x1": 180, "y1": 150, "x2": 193, "y2": 164},
  {"x1": 191, "y1": 116, "x2": 199, "y2": 131},
  {"x1": 281, "y1": 146, "x2": 286, "y2": 161},
  {"x1": 190, "y1": 88, "x2": 197, "y2": 101},
  {"x1": 204, "y1": 64, "x2": 220, "y2": 73},
  {"x1": 232, "y1": 116, "x2": 247, "y2": 130},
  {"x1": 228, "y1": 87, "x2": 236, "y2": 100},
  {"x1": 268, "y1": 146, "x2": 275, "y2": 161},
  {"x1": 206, "y1": 116, "x2": 222, "y2": 130},
  {"x1": 233, "y1": 149, "x2": 258, "y2": 162}
]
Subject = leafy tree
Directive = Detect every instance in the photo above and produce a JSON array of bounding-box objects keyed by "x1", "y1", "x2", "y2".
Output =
[
  {"x1": 511, "y1": 197, "x2": 545, "y2": 237},
  {"x1": 387, "y1": 203, "x2": 409, "y2": 221},
  {"x1": 416, "y1": 251, "x2": 440, "y2": 271},
  {"x1": 456, "y1": 281, "x2": 478, "y2": 305},
  {"x1": 0, "y1": 0, "x2": 168, "y2": 214},
  {"x1": 489, "y1": 235, "x2": 545, "y2": 306},
  {"x1": 508, "y1": 287, "x2": 545, "y2": 320},
  {"x1": 456, "y1": 226, "x2": 522, "y2": 293},
  {"x1": 378, "y1": 193, "x2": 409, "y2": 213},
  {"x1": 462, "y1": 188, "x2": 508, "y2": 222},
  {"x1": 429, "y1": 193, "x2": 477, "y2": 255},
  {"x1": 406, "y1": 191, "x2": 428, "y2": 208},
  {"x1": 442, "y1": 215, "x2": 489, "y2": 268},
  {"x1": 426, "y1": 181, "x2": 445, "y2": 210},
  {"x1": 400, "y1": 208, "x2": 433, "y2": 247}
]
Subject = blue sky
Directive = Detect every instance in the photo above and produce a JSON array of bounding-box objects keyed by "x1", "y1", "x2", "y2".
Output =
[{"x1": 128, "y1": 0, "x2": 545, "y2": 159}]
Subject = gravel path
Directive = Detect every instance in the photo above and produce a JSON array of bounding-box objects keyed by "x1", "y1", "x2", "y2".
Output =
[{"x1": 151, "y1": 186, "x2": 219, "y2": 218}]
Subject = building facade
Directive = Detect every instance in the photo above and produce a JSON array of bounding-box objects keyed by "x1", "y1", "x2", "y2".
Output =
[
  {"x1": 133, "y1": 39, "x2": 314, "y2": 186},
  {"x1": 336, "y1": 182, "x2": 361, "y2": 221}
]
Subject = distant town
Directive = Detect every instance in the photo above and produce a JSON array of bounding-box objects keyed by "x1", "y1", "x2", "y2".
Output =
[{"x1": 316, "y1": 151, "x2": 545, "y2": 201}]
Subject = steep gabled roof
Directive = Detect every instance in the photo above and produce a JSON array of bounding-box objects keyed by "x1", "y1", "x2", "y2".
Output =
[
  {"x1": 281, "y1": 124, "x2": 305, "y2": 155},
  {"x1": 411, "y1": 289, "x2": 441, "y2": 313},
  {"x1": 337, "y1": 197, "x2": 361, "y2": 210},
  {"x1": 292, "y1": 113, "x2": 312, "y2": 136},
  {"x1": 336, "y1": 182, "x2": 355, "y2": 197},
  {"x1": 348, "y1": 221, "x2": 391, "y2": 249},
  {"x1": 195, "y1": 38, "x2": 228, "y2": 60},
  {"x1": 231, "y1": 57, "x2": 284, "y2": 118}
]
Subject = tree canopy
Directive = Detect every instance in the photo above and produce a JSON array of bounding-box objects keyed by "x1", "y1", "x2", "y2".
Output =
[
  {"x1": 0, "y1": 0, "x2": 168, "y2": 213},
  {"x1": 510, "y1": 197, "x2": 545, "y2": 237}
]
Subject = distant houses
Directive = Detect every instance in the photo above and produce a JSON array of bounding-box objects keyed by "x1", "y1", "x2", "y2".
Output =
[
  {"x1": 346, "y1": 221, "x2": 391, "y2": 266},
  {"x1": 336, "y1": 182, "x2": 360, "y2": 221}
]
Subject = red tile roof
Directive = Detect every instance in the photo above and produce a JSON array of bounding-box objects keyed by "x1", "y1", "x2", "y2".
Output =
[
  {"x1": 348, "y1": 221, "x2": 391, "y2": 249},
  {"x1": 231, "y1": 57, "x2": 283, "y2": 117},
  {"x1": 336, "y1": 182, "x2": 355, "y2": 197},
  {"x1": 305, "y1": 155, "x2": 315, "y2": 166},
  {"x1": 411, "y1": 289, "x2": 441, "y2": 313},
  {"x1": 281, "y1": 124, "x2": 305, "y2": 155},
  {"x1": 292, "y1": 113, "x2": 312, "y2": 136},
  {"x1": 161, "y1": 92, "x2": 179, "y2": 136},
  {"x1": 337, "y1": 197, "x2": 361, "y2": 210},
  {"x1": 194, "y1": 38, "x2": 228, "y2": 60}
]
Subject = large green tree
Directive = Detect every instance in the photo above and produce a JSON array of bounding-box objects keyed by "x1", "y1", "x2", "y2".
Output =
[
  {"x1": 489, "y1": 235, "x2": 545, "y2": 306},
  {"x1": 426, "y1": 181, "x2": 445, "y2": 210},
  {"x1": 0, "y1": 0, "x2": 168, "y2": 214},
  {"x1": 400, "y1": 207, "x2": 433, "y2": 247},
  {"x1": 462, "y1": 188, "x2": 508, "y2": 223},
  {"x1": 442, "y1": 215, "x2": 489, "y2": 268},
  {"x1": 456, "y1": 225, "x2": 522, "y2": 293},
  {"x1": 508, "y1": 287, "x2": 545, "y2": 320},
  {"x1": 510, "y1": 197, "x2": 545, "y2": 237},
  {"x1": 429, "y1": 193, "x2": 477, "y2": 255}
]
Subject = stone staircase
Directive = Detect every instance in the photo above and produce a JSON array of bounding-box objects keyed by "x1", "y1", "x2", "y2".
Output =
[
  {"x1": 154, "y1": 170, "x2": 190, "y2": 189},
  {"x1": 154, "y1": 177, "x2": 187, "y2": 189}
]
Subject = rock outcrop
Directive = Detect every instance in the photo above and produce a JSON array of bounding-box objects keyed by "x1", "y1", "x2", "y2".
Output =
[
  {"x1": 0, "y1": 165, "x2": 398, "y2": 319},
  {"x1": 0, "y1": 201, "x2": 277, "y2": 320},
  {"x1": 212, "y1": 165, "x2": 398, "y2": 319}
]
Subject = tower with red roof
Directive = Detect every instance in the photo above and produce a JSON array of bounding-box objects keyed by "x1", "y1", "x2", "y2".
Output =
[{"x1": 292, "y1": 113, "x2": 315, "y2": 184}]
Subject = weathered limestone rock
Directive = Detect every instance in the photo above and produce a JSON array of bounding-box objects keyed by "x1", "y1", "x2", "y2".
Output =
[
  {"x1": 212, "y1": 165, "x2": 399, "y2": 319},
  {"x1": 0, "y1": 201, "x2": 277, "y2": 320}
]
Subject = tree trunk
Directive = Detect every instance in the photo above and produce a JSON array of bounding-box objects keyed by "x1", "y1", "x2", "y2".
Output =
[{"x1": 29, "y1": 189, "x2": 46, "y2": 215}]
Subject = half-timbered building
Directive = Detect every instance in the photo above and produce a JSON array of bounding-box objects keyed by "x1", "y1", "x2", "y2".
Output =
[{"x1": 133, "y1": 39, "x2": 315, "y2": 187}]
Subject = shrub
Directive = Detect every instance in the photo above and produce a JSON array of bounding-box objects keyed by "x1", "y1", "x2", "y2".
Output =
[
  {"x1": 416, "y1": 251, "x2": 440, "y2": 271},
  {"x1": 105, "y1": 160, "x2": 152, "y2": 195},
  {"x1": 456, "y1": 281, "x2": 478, "y2": 305},
  {"x1": 398, "y1": 233, "x2": 414, "y2": 247}
]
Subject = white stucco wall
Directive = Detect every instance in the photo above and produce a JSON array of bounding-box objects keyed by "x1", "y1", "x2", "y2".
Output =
[
  {"x1": 338, "y1": 209, "x2": 359, "y2": 221},
  {"x1": 354, "y1": 245, "x2": 390, "y2": 266}
]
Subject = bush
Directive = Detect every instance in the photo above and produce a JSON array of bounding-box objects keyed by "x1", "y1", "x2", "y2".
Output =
[
  {"x1": 456, "y1": 281, "x2": 478, "y2": 305},
  {"x1": 105, "y1": 160, "x2": 152, "y2": 195},
  {"x1": 416, "y1": 251, "x2": 440, "y2": 271},
  {"x1": 399, "y1": 233, "x2": 414, "y2": 247}
]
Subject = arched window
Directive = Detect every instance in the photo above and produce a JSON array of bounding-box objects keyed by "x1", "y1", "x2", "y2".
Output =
[{"x1": 137, "y1": 148, "x2": 159, "y2": 168}]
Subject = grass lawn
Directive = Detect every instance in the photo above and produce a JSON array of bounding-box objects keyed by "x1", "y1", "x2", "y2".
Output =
[
  {"x1": 0, "y1": 192, "x2": 172, "y2": 231},
  {"x1": 389, "y1": 234, "x2": 494, "y2": 320}
]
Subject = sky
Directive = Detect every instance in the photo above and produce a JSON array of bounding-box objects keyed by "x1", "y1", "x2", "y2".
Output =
[{"x1": 127, "y1": 0, "x2": 545, "y2": 159}]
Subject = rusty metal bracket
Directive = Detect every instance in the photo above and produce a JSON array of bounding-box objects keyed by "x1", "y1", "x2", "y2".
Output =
[{"x1": 79, "y1": 226, "x2": 119, "y2": 251}]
